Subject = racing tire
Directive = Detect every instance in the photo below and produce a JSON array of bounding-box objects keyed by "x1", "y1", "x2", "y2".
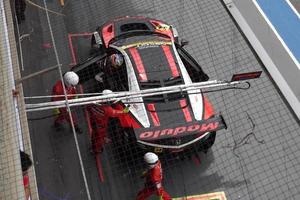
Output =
[
  {"x1": 200, "y1": 131, "x2": 216, "y2": 153},
  {"x1": 109, "y1": 119, "x2": 144, "y2": 168}
]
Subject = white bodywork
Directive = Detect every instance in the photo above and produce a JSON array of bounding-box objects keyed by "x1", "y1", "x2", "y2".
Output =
[
  {"x1": 110, "y1": 41, "x2": 204, "y2": 129},
  {"x1": 111, "y1": 45, "x2": 151, "y2": 128}
]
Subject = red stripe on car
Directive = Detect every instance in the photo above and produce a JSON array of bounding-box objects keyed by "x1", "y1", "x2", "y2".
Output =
[
  {"x1": 162, "y1": 45, "x2": 179, "y2": 77},
  {"x1": 129, "y1": 48, "x2": 148, "y2": 81},
  {"x1": 147, "y1": 104, "x2": 160, "y2": 126},
  {"x1": 203, "y1": 96, "x2": 214, "y2": 120},
  {"x1": 180, "y1": 99, "x2": 192, "y2": 122}
]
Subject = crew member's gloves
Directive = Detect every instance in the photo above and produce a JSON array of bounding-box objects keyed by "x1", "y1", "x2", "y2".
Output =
[
  {"x1": 140, "y1": 170, "x2": 147, "y2": 178},
  {"x1": 123, "y1": 106, "x2": 130, "y2": 113},
  {"x1": 53, "y1": 108, "x2": 60, "y2": 115}
]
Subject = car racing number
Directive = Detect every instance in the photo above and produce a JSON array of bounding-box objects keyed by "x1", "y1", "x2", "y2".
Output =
[
  {"x1": 156, "y1": 24, "x2": 170, "y2": 31},
  {"x1": 154, "y1": 147, "x2": 163, "y2": 153}
]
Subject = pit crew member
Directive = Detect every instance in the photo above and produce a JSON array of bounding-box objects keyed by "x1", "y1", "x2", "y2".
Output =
[
  {"x1": 51, "y1": 71, "x2": 82, "y2": 133},
  {"x1": 86, "y1": 89, "x2": 130, "y2": 153},
  {"x1": 136, "y1": 152, "x2": 171, "y2": 200}
]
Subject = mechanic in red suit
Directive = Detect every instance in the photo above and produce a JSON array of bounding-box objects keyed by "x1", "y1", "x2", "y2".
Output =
[
  {"x1": 87, "y1": 89, "x2": 130, "y2": 153},
  {"x1": 136, "y1": 152, "x2": 171, "y2": 200},
  {"x1": 51, "y1": 71, "x2": 81, "y2": 133}
]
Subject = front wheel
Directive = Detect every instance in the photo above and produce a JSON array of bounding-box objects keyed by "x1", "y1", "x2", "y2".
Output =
[{"x1": 199, "y1": 132, "x2": 216, "y2": 153}]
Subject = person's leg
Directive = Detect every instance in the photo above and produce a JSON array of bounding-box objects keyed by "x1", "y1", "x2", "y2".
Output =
[
  {"x1": 159, "y1": 187, "x2": 171, "y2": 200},
  {"x1": 65, "y1": 109, "x2": 77, "y2": 125},
  {"x1": 64, "y1": 108, "x2": 82, "y2": 133},
  {"x1": 15, "y1": 0, "x2": 22, "y2": 23},
  {"x1": 54, "y1": 108, "x2": 68, "y2": 130},
  {"x1": 136, "y1": 188, "x2": 154, "y2": 200},
  {"x1": 92, "y1": 128, "x2": 105, "y2": 153}
]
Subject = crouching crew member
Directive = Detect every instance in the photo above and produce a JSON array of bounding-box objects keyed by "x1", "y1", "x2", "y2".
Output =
[
  {"x1": 136, "y1": 152, "x2": 171, "y2": 200},
  {"x1": 87, "y1": 89, "x2": 129, "y2": 153},
  {"x1": 51, "y1": 71, "x2": 81, "y2": 133}
]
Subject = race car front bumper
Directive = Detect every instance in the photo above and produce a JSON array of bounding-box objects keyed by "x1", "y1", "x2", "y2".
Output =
[{"x1": 135, "y1": 115, "x2": 227, "y2": 150}]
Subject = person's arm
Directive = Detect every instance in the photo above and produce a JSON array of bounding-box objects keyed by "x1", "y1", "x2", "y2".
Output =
[
  {"x1": 51, "y1": 86, "x2": 57, "y2": 101},
  {"x1": 23, "y1": 174, "x2": 31, "y2": 200},
  {"x1": 106, "y1": 106, "x2": 129, "y2": 117},
  {"x1": 51, "y1": 82, "x2": 61, "y2": 101},
  {"x1": 24, "y1": 186, "x2": 31, "y2": 200},
  {"x1": 151, "y1": 168, "x2": 163, "y2": 196},
  {"x1": 71, "y1": 87, "x2": 78, "y2": 99}
]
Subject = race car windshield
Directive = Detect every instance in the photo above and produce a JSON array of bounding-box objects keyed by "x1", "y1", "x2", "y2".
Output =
[
  {"x1": 140, "y1": 76, "x2": 183, "y2": 89},
  {"x1": 141, "y1": 77, "x2": 186, "y2": 103}
]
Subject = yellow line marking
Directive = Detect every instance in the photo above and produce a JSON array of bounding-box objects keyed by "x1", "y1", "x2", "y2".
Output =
[
  {"x1": 59, "y1": 0, "x2": 65, "y2": 7},
  {"x1": 26, "y1": 0, "x2": 65, "y2": 16},
  {"x1": 172, "y1": 191, "x2": 227, "y2": 200}
]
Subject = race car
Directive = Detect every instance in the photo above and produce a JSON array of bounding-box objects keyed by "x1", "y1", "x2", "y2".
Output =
[{"x1": 72, "y1": 16, "x2": 227, "y2": 154}]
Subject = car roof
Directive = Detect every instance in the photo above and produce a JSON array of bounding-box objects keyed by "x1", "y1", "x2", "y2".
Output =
[{"x1": 123, "y1": 42, "x2": 182, "y2": 86}]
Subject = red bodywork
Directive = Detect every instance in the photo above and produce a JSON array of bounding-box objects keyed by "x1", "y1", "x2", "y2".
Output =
[{"x1": 100, "y1": 16, "x2": 175, "y2": 48}]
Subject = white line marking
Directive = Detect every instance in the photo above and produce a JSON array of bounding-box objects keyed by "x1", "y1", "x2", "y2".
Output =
[
  {"x1": 42, "y1": 1, "x2": 92, "y2": 199},
  {"x1": 253, "y1": 0, "x2": 300, "y2": 70},
  {"x1": 226, "y1": 0, "x2": 300, "y2": 120},
  {"x1": 286, "y1": 0, "x2": 300, "y2": 19}
]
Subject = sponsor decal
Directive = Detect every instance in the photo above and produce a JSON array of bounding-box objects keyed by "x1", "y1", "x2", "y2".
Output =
[
  {"x1": 155, "y1": 24, "x2": 170, "y2": 31},
  {"x1": 173, "y1": 191, "x2": 227, "y2": 200},
  {"x1": 154, "y1": 147, "x2": 163, "y2": 153},
  {"x1": 135, "y1": 116, "x2": 226, "y2": 141},
  {"x1": 122, "y1": 41, "x2": 172, "y2": 49}
]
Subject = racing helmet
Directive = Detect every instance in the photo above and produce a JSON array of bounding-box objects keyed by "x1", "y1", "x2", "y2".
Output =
[
  {"x1": 110, "y1": 53, "x2": 124, "y2": 68},
  {"x1": 101, "y1": 89, "x2": 114, "y2": 104},
  {"x1": 63, "y1": 71, "x2": 79, "y2": 87},
  {"x1": 144, "y1": 152, "x2": 159, "y2": 168},
  {"x1": 102, "y1": 89, "x2": 113, "y2": 95}
]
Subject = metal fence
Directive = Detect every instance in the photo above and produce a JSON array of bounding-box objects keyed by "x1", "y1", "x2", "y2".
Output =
[{"x1": 1, "y1": 0, "x2": 299, "y2": 200}]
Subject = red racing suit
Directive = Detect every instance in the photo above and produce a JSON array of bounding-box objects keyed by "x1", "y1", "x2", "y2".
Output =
[
  {"x1": 87, "y1": 104, "x2": 127, "y2": 153},
  {"x1": 137, "y1": 161, "x2": 171, "y2": 200},
  {"x1": 51, "y1": 80, "x2": 78, "y2": 126}
]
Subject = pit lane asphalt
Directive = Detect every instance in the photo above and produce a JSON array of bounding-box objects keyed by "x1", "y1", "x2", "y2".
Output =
[{"x1": 19, "y1": 0, "x2": 300, "y2": 200}]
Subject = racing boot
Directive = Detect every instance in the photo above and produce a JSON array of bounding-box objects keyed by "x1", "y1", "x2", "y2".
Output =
[{"x1": 89, "y1": 146, "x2": 103, "y2": 155}]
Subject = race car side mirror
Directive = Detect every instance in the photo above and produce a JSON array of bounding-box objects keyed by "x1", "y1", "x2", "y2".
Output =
[
  {"x1": 93, "y1": 31, "x2": 102, "y2": 45},
  {"x1": 180, "y1": 39, "x2": 189, "y2": 47}
]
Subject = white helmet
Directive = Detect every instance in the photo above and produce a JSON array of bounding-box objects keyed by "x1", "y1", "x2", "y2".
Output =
[
  {"x1": 144, "y1": 152, "x2": 159, "y2": 166},
  {"x1": 110, "y1": 54, "x2": 124, "y2": 68},
  {"x1": 64, "y1": 72, "x2": 79, "y2": 87},
  {"x1": 102, "y1": 89, "x2": 113, "y2": 95}
]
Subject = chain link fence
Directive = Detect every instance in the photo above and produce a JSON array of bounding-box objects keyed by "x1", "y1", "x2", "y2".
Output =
[{"x1": 1, "y1": 0, "x2": 299, "y2": 199}]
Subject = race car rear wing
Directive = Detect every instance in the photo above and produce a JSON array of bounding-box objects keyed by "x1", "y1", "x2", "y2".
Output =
[
  {"x1": 135, "y1": 115, "x2": 227, "y2": 142},
  {"x1": 231, "y1": 71, "x2": 262, "y2": 81}
]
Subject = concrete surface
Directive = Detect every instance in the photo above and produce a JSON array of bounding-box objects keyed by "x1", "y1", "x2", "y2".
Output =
[
  {"x1": 15, "y1": 0, "x2": 300, "y2": 199},
  {"x1": 228, "y1": 0, "x2": 300, "y2": 121}
]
